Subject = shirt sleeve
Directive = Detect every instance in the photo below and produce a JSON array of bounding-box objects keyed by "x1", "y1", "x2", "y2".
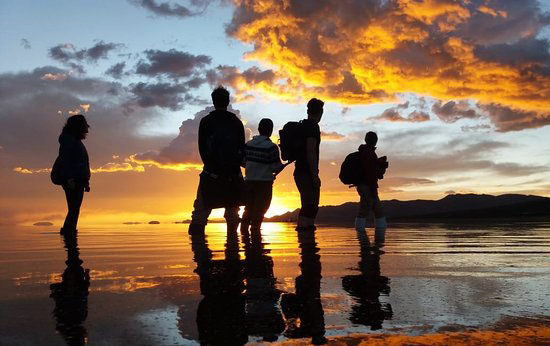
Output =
[
  {"x1": 271, "y1": 145, "x2": 284, "y2": 172},
  {"x1": 198, "y1": 117, "x2": 208, "y2": 165}
]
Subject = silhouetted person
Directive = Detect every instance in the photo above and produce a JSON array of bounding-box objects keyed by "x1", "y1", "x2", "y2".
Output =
[
  {"x1": 50, "y1": 232, "x2": 90, "y2": 346},
  {"x1": 342, "y1": 228, "x2": 392, "y2": 330},
  {"x1": 54, "y1": 114, "x2": 91, "y2": 234},
  {"x1": 189, "y1": 86, "x2": 245, "y2": 235},
  {"x1": 190, "y1": 228, "x2": 247, "y2": 345},
  {"x1": 241, "y1": 228, "x2": 285, "y2": 341},
  {"x1": 295, "y1": 98, "x2": 324, "y2": 230},
  {"x1": 281, "y1": 231, "x2": 327, "y2": 344},
  {"x1": 355, "y1": 131, "x2": 387, "y2": 237},
  {"x1": 242, "y1": 118, "x2": 286, "y2": 233}
]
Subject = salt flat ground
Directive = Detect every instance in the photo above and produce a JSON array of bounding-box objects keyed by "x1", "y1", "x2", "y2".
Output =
[{"x1": 0, "y1": 221, "x2": 549, "y2": 345}]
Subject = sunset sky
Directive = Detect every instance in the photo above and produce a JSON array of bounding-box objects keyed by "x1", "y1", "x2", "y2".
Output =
[{"x1": 1, "y1": 0, "x2": 549, "y2": 225}]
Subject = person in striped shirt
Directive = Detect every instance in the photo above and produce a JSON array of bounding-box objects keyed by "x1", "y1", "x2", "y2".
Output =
[{"x1": 242, "y1": 118, "x2": 287, "y2": 232}]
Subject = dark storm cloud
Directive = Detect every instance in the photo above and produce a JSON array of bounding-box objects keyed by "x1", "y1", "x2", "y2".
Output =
[
  {"x1": 106, "y1": 62, "x2": 127, "y2": 79},
  {"x1": 456, "y1": 0, "x2": 550, "y2": 45},
  {"x1": 208, "y1": 65, "x2": 275, "y2": 84},
  {"x1": 432, "y1": 100, "x2": 482, "y2": 123},
  {"x1": 129, "y1": 81, "x2": 206, "y2": 111},
  {"x1": 130, "y1": 0, "x2": 211, "y2": 18},
  {"x1": 0, "y1": 67, "x2": 167, "y2": 171},
  {"x1": 49, "y1": 41, "x2": 123, "y2": 73},
  {"x1": 478, "y1": 103, "x2": 550, "y2": 132},
  {"x1": 475, "y1": 38, "x2": 550, "y2": 67},
  {"x1": 372, "y1": 102, "x2": 430, "y2": 123},
  {"x1": 136, "y1": 49, "x2": 211, "y2": 79}
]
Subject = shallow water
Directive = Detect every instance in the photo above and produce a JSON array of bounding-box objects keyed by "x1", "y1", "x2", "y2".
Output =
[{"x1": 0, "y1": 222, "x2": 549, "y2": 345}]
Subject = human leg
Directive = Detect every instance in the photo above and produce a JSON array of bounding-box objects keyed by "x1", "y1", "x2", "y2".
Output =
[
  {"x1": 294, "y1": 171, "x2": 319, "y2": 229},
  {"x1": 224, "y1": 206, "x2": 240, "y2": 232},
  {"x1": 62, "y1": 184, "x2": 85, "y2": 232},
  {"x1": 241, "y1": 181, "x2": 253, "y2": 234},
  {"x1": 372, "y1": 191, "x2": 387, "y2": 246},
  {"x1": 249, "y1": 181, "x2": 273, "y2": 230},
  {"x1": 355, "y1": 184, "x2": 373, "y2": 230},
  {"x1": 190, "y1": 181, "x2": 213, "y2": 233}
]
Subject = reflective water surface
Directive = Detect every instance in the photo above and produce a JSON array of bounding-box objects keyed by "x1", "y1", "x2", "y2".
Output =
[{"x1": 1, "y1": 222, "x2": 549, "y2": 345}]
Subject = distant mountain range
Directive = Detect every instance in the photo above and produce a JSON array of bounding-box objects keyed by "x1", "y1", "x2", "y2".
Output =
[{"x1": 266, "y1": 194, "x2": 550, "y2": 224}]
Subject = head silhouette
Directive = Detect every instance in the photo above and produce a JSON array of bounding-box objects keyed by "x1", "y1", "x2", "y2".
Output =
[
  {"x1": 365, "y1": 131, "x2": 378, "y2": 147},
  {"x1": 62, "y1": 114, "x2": 89, "y2": 140},
  {"x1": 307, "y1": 98, "x2": 324, "y2": 123},
  {"x1": 258, "y1": 118, "x2": 273, "y2": 137},
  {"x1": 211, "y1": 86, "x2": 230, "y2": 110}
]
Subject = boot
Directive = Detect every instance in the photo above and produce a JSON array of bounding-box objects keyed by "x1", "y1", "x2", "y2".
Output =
[{"x1": 354, "y1": 217, "x2": 367, "y2": 230}]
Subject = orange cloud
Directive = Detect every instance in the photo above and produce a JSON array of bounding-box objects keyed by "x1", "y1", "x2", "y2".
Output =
[
  {"x1": 13, "y1": 167, "x2": 51, "y2": 174},
  {"x1": 478, "y1": 5, "x2": 507, "y2": 18},
  {"x1": 13, "y1": 162, "x2": 147, "y2": 175},
  {"x1": 321, "y1": 131, "x2": 346, "y2": 141},
  {"x1": 226, "y1": 0, "x2": 550, "y2": 131},
  {"x1": 127, "y1": 155, "x2": 202, "y2": 171},
  {"x1": 92, "y1": 162, "x2": 145, "y2": 173},
  {"x1": 40, "y1": 73, "x2": 67, "y2": 81}
]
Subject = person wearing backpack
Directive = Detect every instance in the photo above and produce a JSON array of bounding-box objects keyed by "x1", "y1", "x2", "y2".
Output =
[
  {"x1": 52, "y1": 114, "x2": 91, "y2": 235},
  {"x1": 241, "y1": 118, "x2": 287, "y2": 233},
  {"x1": 294, "y1": 98, "x2": 324, "y2": 231},
  {"x1": 188, "y1": 86, "x2": 246, "y2": 234},
  {"x1": 355, "y1": 131, "x2": 387, "y2": 232}
]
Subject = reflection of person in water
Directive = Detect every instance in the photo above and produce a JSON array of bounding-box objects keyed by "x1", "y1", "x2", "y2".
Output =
[
  {"x1": 281, "y1": 231, "x2": 327, "y2": 345},
  {"x1": 342, "y1": 228, "x2": 392, "y2": 330},
  {"x1": 190, "y1": 229, "x2": 248, "y2": 345},
  {"x1": 49, "y1": 232, "x2": 90, "y2": 346},
  {"x1": 241, "y1": 227, "x2": 285, "y2": 342}
]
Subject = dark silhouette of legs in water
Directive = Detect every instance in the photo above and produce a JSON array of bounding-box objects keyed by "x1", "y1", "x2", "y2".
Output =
[
  {"x1": 190, "y1": 227, "x2": 247, "y2": 345},
  {"x1": 341, "y1": 228, "x2": 392, "y2": 330},
  {"x1": 241, "y1": 227, "x2": 285, "y2": 341},
  {"x1": 281, "y1": 230, "x2": 327, "y2": 344},
  {"x1": 50, "y1": 232, "x2": 90, "y2": 346}
]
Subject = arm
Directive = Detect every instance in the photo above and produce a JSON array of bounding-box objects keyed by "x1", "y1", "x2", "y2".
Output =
[
  {"x1": 198, "y1": 118, "x2": 208, "y2": 164},
  {"x1": 271, "y1": 145, "x2": 285, "y2": 174},
  {"x1": 238, "y1": 119, "x2": 246, "y2": 164},
  {"x1": 306, "y1": 137, "x2": 319, "y2": 176},
  {"x1": 58, "y1": 136, "x2": 78, "y2": 187},
  {"x1": 306, "y1": 137, "x2": 320, "y2": 186}
]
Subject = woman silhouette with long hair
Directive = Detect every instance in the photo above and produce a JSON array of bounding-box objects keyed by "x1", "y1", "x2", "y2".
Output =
[{"x1": 56, "y1": 114, "x2": 90, "y2": 234}]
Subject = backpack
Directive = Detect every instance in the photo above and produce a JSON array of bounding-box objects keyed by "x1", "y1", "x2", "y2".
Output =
[
  {"x1": 339, "y1": 151, "x2": 362, "y2": 185},
  {"x1": 279, "y1": 121, "x2": 304, "y2": 162},
  {"x1": 50, "y1": 156, "x2": 65, "y2": 185}
]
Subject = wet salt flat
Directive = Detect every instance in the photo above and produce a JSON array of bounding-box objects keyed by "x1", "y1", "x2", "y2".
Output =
[{"x1": 0, "y1": 222, "x2": 549, "y2": 345}]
